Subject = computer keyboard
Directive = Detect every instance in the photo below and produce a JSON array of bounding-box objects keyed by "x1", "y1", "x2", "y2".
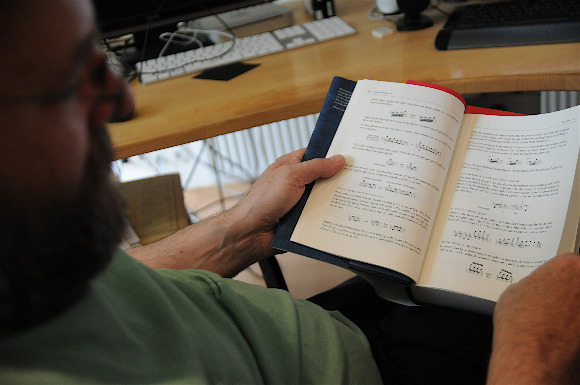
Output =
[
  {"x1": 138, "y1": 16, "x2": 356, "y2": 84},
  {"x1": 435, "y1": 0, "x2": 580, "y2": 50}
]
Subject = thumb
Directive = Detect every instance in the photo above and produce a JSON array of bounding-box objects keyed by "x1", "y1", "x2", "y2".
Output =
[{"x1": 293, "y1": 154, "x2": 346, "y2": 186}]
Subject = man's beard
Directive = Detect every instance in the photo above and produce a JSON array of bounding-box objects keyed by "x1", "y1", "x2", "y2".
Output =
[{"x1": 0, "y1": 125, "x2": 127, "y2": 334}]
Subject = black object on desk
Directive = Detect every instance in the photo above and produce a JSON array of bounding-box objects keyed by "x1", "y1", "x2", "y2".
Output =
[
  {"x1": 396, "y1": 0, "x2": 433, "y2": 31},
  {"x1": 435, "y1": 0, "x2": 580, "y2": 50}
]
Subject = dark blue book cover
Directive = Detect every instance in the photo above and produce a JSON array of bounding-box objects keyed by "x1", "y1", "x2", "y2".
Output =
[{"x1": 271, "y1": 77, "x2": 413, "y2": 284}]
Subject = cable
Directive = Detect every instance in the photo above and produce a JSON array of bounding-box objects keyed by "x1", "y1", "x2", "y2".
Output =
[
  {"x1": 156, "y1": 28, "x2": 235, "y2": 58},
  {"x1": 430, "y1": 0, "x2": 451, "y2": 17},
  {"x1": 135, "y1": 0, "x2": 240, "y2": 80}
]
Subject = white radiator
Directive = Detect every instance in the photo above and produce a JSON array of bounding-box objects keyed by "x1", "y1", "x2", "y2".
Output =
[
  {"x1": 541, "y1": 91, "x2": 580, "y2": 113},
  {"x1": 206, "y1": 113, "x2": 319, "y2": 182}
]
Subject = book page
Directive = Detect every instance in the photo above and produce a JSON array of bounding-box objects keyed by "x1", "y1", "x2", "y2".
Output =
[
  {"x1": 291, "y1": 80, "x2": 466, "y2": 280},
  {"x1": 420, "y1": 106, "x2": 580, "y2": 301}
]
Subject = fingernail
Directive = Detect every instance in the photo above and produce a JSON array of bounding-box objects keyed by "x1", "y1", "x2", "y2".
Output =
[{"x1": 330, "y1": 155, "x2": 343, "y2": 162}]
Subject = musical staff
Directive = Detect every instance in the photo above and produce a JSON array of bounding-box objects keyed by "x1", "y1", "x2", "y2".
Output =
[
  {"x1": 381, "y1": 135, "x2": 408, "y2": 146},
  {"x1": 497, "y1": 269, "x2": 513, "y2": 283},
  {"x1": 452, "y1": 228, "x2": 541, "y2": 249},
  {"x1": 467, "y1": 262, "x2": 483, "y2": 275},
  {"x1": 488, "y1": 156, "x2": 542, "y2": 166},
  {"x1": 347, "y1": 215, "x2": 406, "y2": 232},
  {"x1": 381, "y1": 158, "x2": 418, "y2": 172},
  {"x1": 496, "y1": 237, "x2": 542, "y2": 249},
  {"x1": 388, "y1": 110, "x2": 436, "y2": 124},
  {"x1": 416, "y1": 141, "x2": 441, "y2": 156},
  {"x1": 385, "y1": 184, "x2": 416, "y2": 198},
  {"x1": 492, "y1": 202, "x2": 529, "y2": 211},
  {"x1": 358, "y1": 179, "x2": 417, "y2": 198},
  {"x1": 453, "y1": 230, "x2": 490, "y2": 242},
  {"x1": 466, "y1": 262, "x2": 515, "y2": 283}
]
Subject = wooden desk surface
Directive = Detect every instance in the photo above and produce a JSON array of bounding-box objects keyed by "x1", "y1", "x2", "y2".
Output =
[{"x1": 110, "y1": 0, "x2": 580, "y2": 159}]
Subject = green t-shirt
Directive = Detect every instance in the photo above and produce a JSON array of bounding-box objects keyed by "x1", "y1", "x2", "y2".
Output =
[{"x1": 0, "y1": 251, "x2": 381, "y2": 384}]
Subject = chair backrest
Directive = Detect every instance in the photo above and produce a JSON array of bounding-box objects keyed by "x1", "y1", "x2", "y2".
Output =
[{"x1": 120, "y1": 174, "x2": 190, "y2": 245}]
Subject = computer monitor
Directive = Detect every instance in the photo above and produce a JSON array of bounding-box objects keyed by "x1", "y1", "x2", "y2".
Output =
[{"x1": 95, "y1": 0, "x2": 272, "y2": 39}]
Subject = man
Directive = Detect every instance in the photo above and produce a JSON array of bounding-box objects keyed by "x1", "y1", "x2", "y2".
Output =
[{"x1": 0, "y1": 1, "x2": 578, "y2": 384}]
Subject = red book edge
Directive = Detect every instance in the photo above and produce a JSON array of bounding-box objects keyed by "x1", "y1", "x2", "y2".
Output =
[{"x1": 407, "y1": 80, "x2": 526, "y2": 116}]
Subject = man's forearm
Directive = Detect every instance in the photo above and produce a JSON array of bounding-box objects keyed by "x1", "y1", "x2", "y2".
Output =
[
  {"x1": 487, "y1": 253, "x2": 580, "y2": 385},
  {"x1": 126, "y1": 206, "x2": 273, "y2": 277},
  {"x1": 487, "y1": 333, "x2": 579, "y2": 385}
]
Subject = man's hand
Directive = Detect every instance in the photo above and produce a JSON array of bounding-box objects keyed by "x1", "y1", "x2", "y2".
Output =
[
  {"x1": 128, "y1": 149, "x2": 345, "y2": 277},
  {"x1": 487, "y1": 253, "x2": 580, "y2": 385},
  {"x1": 230, "y1": 148, "x2": 346, "y2": 261}
]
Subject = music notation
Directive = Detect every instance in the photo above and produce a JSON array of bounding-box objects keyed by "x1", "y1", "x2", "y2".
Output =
[
  {"x1": 488, "y1": 156, "x2": 542, "y2": 166},
  {"x1": 381, "y1": 135, "x2": 408, "y2": 146},
  {"x1": 389, "y1": 111, "x2": 435, "y2": 124},
  {"x1": 385, "y1": 184, "x2": 416, "y2": 198},
  {"x1": 453, "y1": 229, "x2": 490, "y2": 242},
  {"x1": 467, "y1": 262, "x2": 514, "y2": 283},
  {"x1": 492, "y1": 202, "x2": 529, "y2": 211},
  {"x1": 496, "y1": 237, "x2": 542, "y2": 249},
  {"x1": 359, "y1": 179, "x2": 377, "y2": 189},
  {"x1": 382, "y1": 158, "x2": 418, "y2": 171},
  {"x1": 416, "y1": 141, "x2": 441, "y2": 156},
  {"x1": 347, "y1": 215, "x2": 406, "y2": 232},
  {"x1": 497, "y1": 269, "x2": 513, "y2": 283},
  {"x1": 467, "y1": 262, "x2": 483, "y2": 275},
  {"x1": 359, "y1": 179, "x2": 417, "y2": 198},
  {"x1": 454, "y1": 229, "x2": 541, "y2": 249}
]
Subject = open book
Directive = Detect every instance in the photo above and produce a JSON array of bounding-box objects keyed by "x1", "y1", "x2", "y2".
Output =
[{"x1": 272, "y1": 77, "x2": 580, "y2": 314}]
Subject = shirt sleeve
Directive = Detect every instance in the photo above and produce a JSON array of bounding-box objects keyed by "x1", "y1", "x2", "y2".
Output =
[{"x1": 159, "y1": 268, "x2": 383, "y2": 385}]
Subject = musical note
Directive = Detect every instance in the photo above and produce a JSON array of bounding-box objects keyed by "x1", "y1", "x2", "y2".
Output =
[
  {"x1": 385, "y1": 184, "x2": 416, "y2": 198},
  {"x1": 487, "y1": 156, "x2": 542, "y2": 168},
  {"x1": 416, "y1": 141, "x2": 441, "y2": 156},
  {"x1": 453, "y1": 229, "x2": 490, "y2": 242},
  {"x1": 467, "y1": 262, "x2": 484, "y2": 275},
  {"x1": 359, "y1": 179, "x2": 377, "y2": 189},
  {"x1": 492, "y1": 202, "x2": 529, "y2": 211},
  {"x1": 379, "y1": 159, "x2": 418, "y2": 172},
  {"x1": 381, "y1": 135, "x2": 408, "y2": 146},
  {"x1": 347, "y1": 215, "x2": 362, "y2": 222},
  {"x1": 346, "y1": 215, "x2": 406, "y2": 233},
  {"x1": 495, "y1": 237, "x2": 542, "y2": 249},
  {"x1": 497, "y1": 269, "x2": 513, "y2": 283}
]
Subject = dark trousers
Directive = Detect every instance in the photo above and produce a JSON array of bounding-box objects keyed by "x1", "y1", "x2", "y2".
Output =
[{"x1": 308, "y1": 277, "x2": 493, "y2": 385}]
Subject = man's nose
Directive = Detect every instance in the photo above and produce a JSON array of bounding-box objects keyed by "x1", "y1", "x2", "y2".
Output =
[{"x1": 108, "y1": 80, "x2": 135, "y2": 123}]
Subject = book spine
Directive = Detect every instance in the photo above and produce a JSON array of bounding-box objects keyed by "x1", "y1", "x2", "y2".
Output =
[{"x1": 271, "y1": 76, "x2": 356, "y2": 264}]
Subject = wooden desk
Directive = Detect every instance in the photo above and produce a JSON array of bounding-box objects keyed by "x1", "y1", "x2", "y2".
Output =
[{"x1": 109, "y1": 0, "x2": 580, "y2": 160}]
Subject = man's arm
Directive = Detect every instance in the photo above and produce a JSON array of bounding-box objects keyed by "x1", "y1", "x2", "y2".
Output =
[
  {"x1": 126, "y1": 149, "x2": 345, "y2": 277},
  {"x1": 487, "y1": 253, "x2": 580, "y2": 385}
]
